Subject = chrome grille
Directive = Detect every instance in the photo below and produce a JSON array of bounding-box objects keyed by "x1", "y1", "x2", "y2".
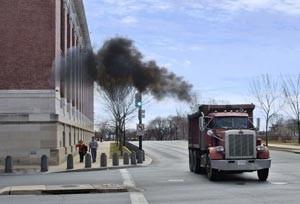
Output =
[{"x1": 227, "y1": 134, "x2": 255, "y2": 159}]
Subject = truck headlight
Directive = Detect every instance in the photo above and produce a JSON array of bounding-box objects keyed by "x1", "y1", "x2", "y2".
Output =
[
  {"x1": 256, "y1": 145, "x2": 266, "y2": 151},
  {"x1": 216, "y1": 146, "x2": 224, "y2": 152}
]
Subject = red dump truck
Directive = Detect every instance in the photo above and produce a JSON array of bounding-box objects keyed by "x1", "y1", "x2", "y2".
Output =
[{"x1": 188, "y1": 104, "x2": 271, "y2": 181}]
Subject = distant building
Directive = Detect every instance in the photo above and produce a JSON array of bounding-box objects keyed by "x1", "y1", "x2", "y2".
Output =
[{"x1": 0, "y1": 0, "x2": 94, "y2": 165}]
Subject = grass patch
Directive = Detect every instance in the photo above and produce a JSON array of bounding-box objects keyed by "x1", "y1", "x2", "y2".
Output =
[{"x1": 109, "y1": 143, "x2": 131, "y2": 159}]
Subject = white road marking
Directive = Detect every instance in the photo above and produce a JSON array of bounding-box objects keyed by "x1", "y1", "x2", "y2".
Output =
[
  {"x1": 120, "y1": 169, "x2": 135, "y2": 188},
  {"x1": 130, "y1": 192, "x2": 149, "y2": 204},
  {"x1": 271, "y1": 182, "x2": 288, "y2": 185},
  {"x1": 168, "y1": 179, "x2": 184, "y2": 182},
  {"x1": 120, "y1": 169, "x2": 149, "y2": 204}
]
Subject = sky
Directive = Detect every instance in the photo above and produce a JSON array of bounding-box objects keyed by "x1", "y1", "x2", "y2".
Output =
[{"x1": 83, "y1": 0, "x2": 300, "y2": 129}]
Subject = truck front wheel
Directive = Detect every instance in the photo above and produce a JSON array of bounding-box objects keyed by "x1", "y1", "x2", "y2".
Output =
[
  {"x1": 257, "y1": 168, "x2": 269, "y2": 181},
  {"x1": 206, "y1": 157, "x2": 219, "y2": 181}
]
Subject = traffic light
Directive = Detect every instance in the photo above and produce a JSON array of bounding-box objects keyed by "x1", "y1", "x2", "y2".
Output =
[{"x1": 135, "y1": 93, "x2": 142, "y2": 107}]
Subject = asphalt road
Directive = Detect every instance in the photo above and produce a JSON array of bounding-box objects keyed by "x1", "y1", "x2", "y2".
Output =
[{"x1": 1, "y1": 140, "x2": 300, "y2": 204}]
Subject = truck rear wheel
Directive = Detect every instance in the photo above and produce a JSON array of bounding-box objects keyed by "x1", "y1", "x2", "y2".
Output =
[
  {"x1": 257, "y1": 168, "x2": 269, "y2": 181},
  {"x1": 206, "y1": 157, "x2": 219, "y2": 181},
  {"x1": 193, "y1": 151, "x2": 200, "y2": 173}
]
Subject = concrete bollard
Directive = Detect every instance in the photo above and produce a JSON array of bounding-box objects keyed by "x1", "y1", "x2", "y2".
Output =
[
  {"x1": 131, "y1": 152, "x2": 137, "y2": 165},
  {"x1": 112, "y1": 153, "x2": 119, "y2": 166},
  {"x1": 100, "y1": 153, "x2": 107, "y2": 167},
  {"x1": 40, "y1": 155, "x2": 48, "y2": 172},
  {"x1": 66, "y1": 154, "x2": 73, "y2": 170},
  {"x1": 137, "y1": 150, "x2": 143, "y2": 164},
  {"x1": 85, "y1": 153, "x2": 92, "y2": 168},
  {"x1": 123, "y1": 152, "x2": 129, "y2": 165},
  {"x1": 5, "y1": 156, "x2": 13, "y2": 173}
]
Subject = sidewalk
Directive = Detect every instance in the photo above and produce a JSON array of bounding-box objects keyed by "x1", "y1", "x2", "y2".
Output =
[
  {"x1": 49, "y1": 141, "x2": 113, "y2": 172},
  {"x1": 0, "y1": 141, "x2": 152, "y2": 174},
  {"x1": 268, "y1": 143, "x2": 300, "y2": 154}
]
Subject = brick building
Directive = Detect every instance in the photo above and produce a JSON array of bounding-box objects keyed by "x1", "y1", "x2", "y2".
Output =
[{"x1": 0, "y1": 0, "x2": 94, "y2": 165}]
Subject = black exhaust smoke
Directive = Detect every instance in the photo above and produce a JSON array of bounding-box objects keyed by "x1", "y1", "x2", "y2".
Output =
[{"x1": 96, "y1": 37, "x2": 193, "y2": 102}]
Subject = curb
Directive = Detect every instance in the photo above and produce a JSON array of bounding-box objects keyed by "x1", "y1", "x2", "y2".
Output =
[
  {"x1": 50, "y1": 155, "x2": 153, "y2": 174},
  {"x1": 268, "y1": 146, "x2": 300, "y2": 154},
  {"x1": 0, "y1": 184, "x2": 128, "y2": 195},
  {"x1": 0, "y1": 155, "x2": 153, "y2": 175},
  {"x1": 53, "y1": 164, "x2": 145, "y2": 174}
]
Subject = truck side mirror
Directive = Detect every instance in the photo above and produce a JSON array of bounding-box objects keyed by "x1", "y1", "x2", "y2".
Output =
[
  {"x1": 256, "y1": 118, "x2": 260, "y2": 131},
  {"x1": 199, "y1": 117, "x2": 204, "y2": 131}
]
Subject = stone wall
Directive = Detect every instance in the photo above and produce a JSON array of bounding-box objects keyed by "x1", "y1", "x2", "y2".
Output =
[{"x1": 0, "y1": 0, "x2": 94, "y2": 165}]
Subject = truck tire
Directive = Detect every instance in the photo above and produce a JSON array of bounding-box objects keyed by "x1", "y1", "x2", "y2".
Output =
[
  {"x1": 194, "y1": 151, "x2": 206, "y2": 174},
  {"x1": 257, "y1": 168, "x2": 269, "y2": 181},
  {"x1": 206, "y1": 157, "x2": 219, "y2": 181},
  {"x1": 193, "y1": 151, "x2": 200, "y2": 173},
  {"x1": 198, "y1": 165, "x2": 206, "y2": 174},
  {"x1": 189, "y1": 150, "x2": 194, "y2": 172}
]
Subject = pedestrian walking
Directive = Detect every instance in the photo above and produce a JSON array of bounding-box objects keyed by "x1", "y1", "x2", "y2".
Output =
[
  {"x1": 76, "y1": 140, "x2": 87, "y2": 163},
  {"x1": 89, "y1": 137, "x2": 98, "y2": 163}
]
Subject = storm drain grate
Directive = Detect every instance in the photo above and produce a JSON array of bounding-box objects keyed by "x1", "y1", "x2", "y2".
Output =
[{"x1": 0, "y1": 184, "x2": 128, "y2": 195}]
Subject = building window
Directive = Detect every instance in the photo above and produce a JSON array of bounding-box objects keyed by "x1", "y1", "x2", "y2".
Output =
[
  {"x1": 67, "y1": 14, "x2": 70, "y2": 49},
  {"x1": 60, "y1": 0, "x2": 65, "y2": 54},
  {"x1": 62, "y1": 131, "x2": 66, "y2": 147},
  {"x1": 60, "y1": 1, "x2": 65, "y2": 97},
  {"x1": 74, "y1": 130, "x2": 76, "y2": 144},
  {"x1": 69, "y1": 131, "x2": 72, "y2": 146},
  {"x1": 72, "y1": 27, "x2": 75, "y2": 47}
]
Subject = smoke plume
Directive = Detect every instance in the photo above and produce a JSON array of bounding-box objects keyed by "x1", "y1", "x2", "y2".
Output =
[{"x1": 96, "y1": 37, "x2": 193, "y2": 102}]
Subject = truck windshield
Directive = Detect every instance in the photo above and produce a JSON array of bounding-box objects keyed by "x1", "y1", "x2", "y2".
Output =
[{"x1": 215, "y1": 117, "x2": 248, "y2": 129}]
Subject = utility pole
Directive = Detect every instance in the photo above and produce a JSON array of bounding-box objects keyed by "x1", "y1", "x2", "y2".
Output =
[
  {"x1": 138, "y1": 107, "x2": 142, "y2": 150},
  {"x1": 135, "y1": 92, "x2": 144, "y2": 150}
]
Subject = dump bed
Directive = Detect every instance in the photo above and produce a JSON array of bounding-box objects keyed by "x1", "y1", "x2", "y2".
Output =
[{"x1": 189, "y1": 104, "x2": 255, "y2": 119}]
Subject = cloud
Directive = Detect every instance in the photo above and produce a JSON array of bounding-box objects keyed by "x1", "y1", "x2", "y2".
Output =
[
  {"x1": 121, "y1": 16, "x2": 138, "y2": 24},
  {"x1": 93, "y1": 0, "x2": 300, "y2": 16},
  {"x1": 218, "y1": 0, "x2": 300, "y2": 15},
  {"x1": 183, "y1": 60, "x2": 192, "y2": 67},
  {"x1": 189, "y1": 45, "x2": 204, "y2": 51}
]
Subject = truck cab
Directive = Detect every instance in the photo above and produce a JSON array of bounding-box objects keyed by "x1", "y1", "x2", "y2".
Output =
[{"x1": 188, "y1": 104, "x2": 271, "y2": 181}]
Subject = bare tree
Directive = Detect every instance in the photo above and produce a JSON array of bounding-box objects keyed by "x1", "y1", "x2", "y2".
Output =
[
  {"x1": 97, "y1": 81, "x2": 136, "y2": 151},
  {"x1": 147, "y1": 114, "x2": 188, "y2": 141},
  {"x1": 168, "y1": 114, "x2": 188, "y2": 140},
  {"x1": 189, "y1": 92, "x2": 201, "y2": 112},
  {"x1": 282, "y1": 74, "x2": 300, "y2": 144},
  {"x1": 97, "y1": 120, "x2": 113, "y2": 141},
  {"x1": 175, "y1": 110, "x2": 189, "y2": 140},
  {"x1": 147, "y1": 117, "x2": 170, "y2": 140},
  {"x1": 250, "y1": 74, "x2": 281, "y2": 146}
]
